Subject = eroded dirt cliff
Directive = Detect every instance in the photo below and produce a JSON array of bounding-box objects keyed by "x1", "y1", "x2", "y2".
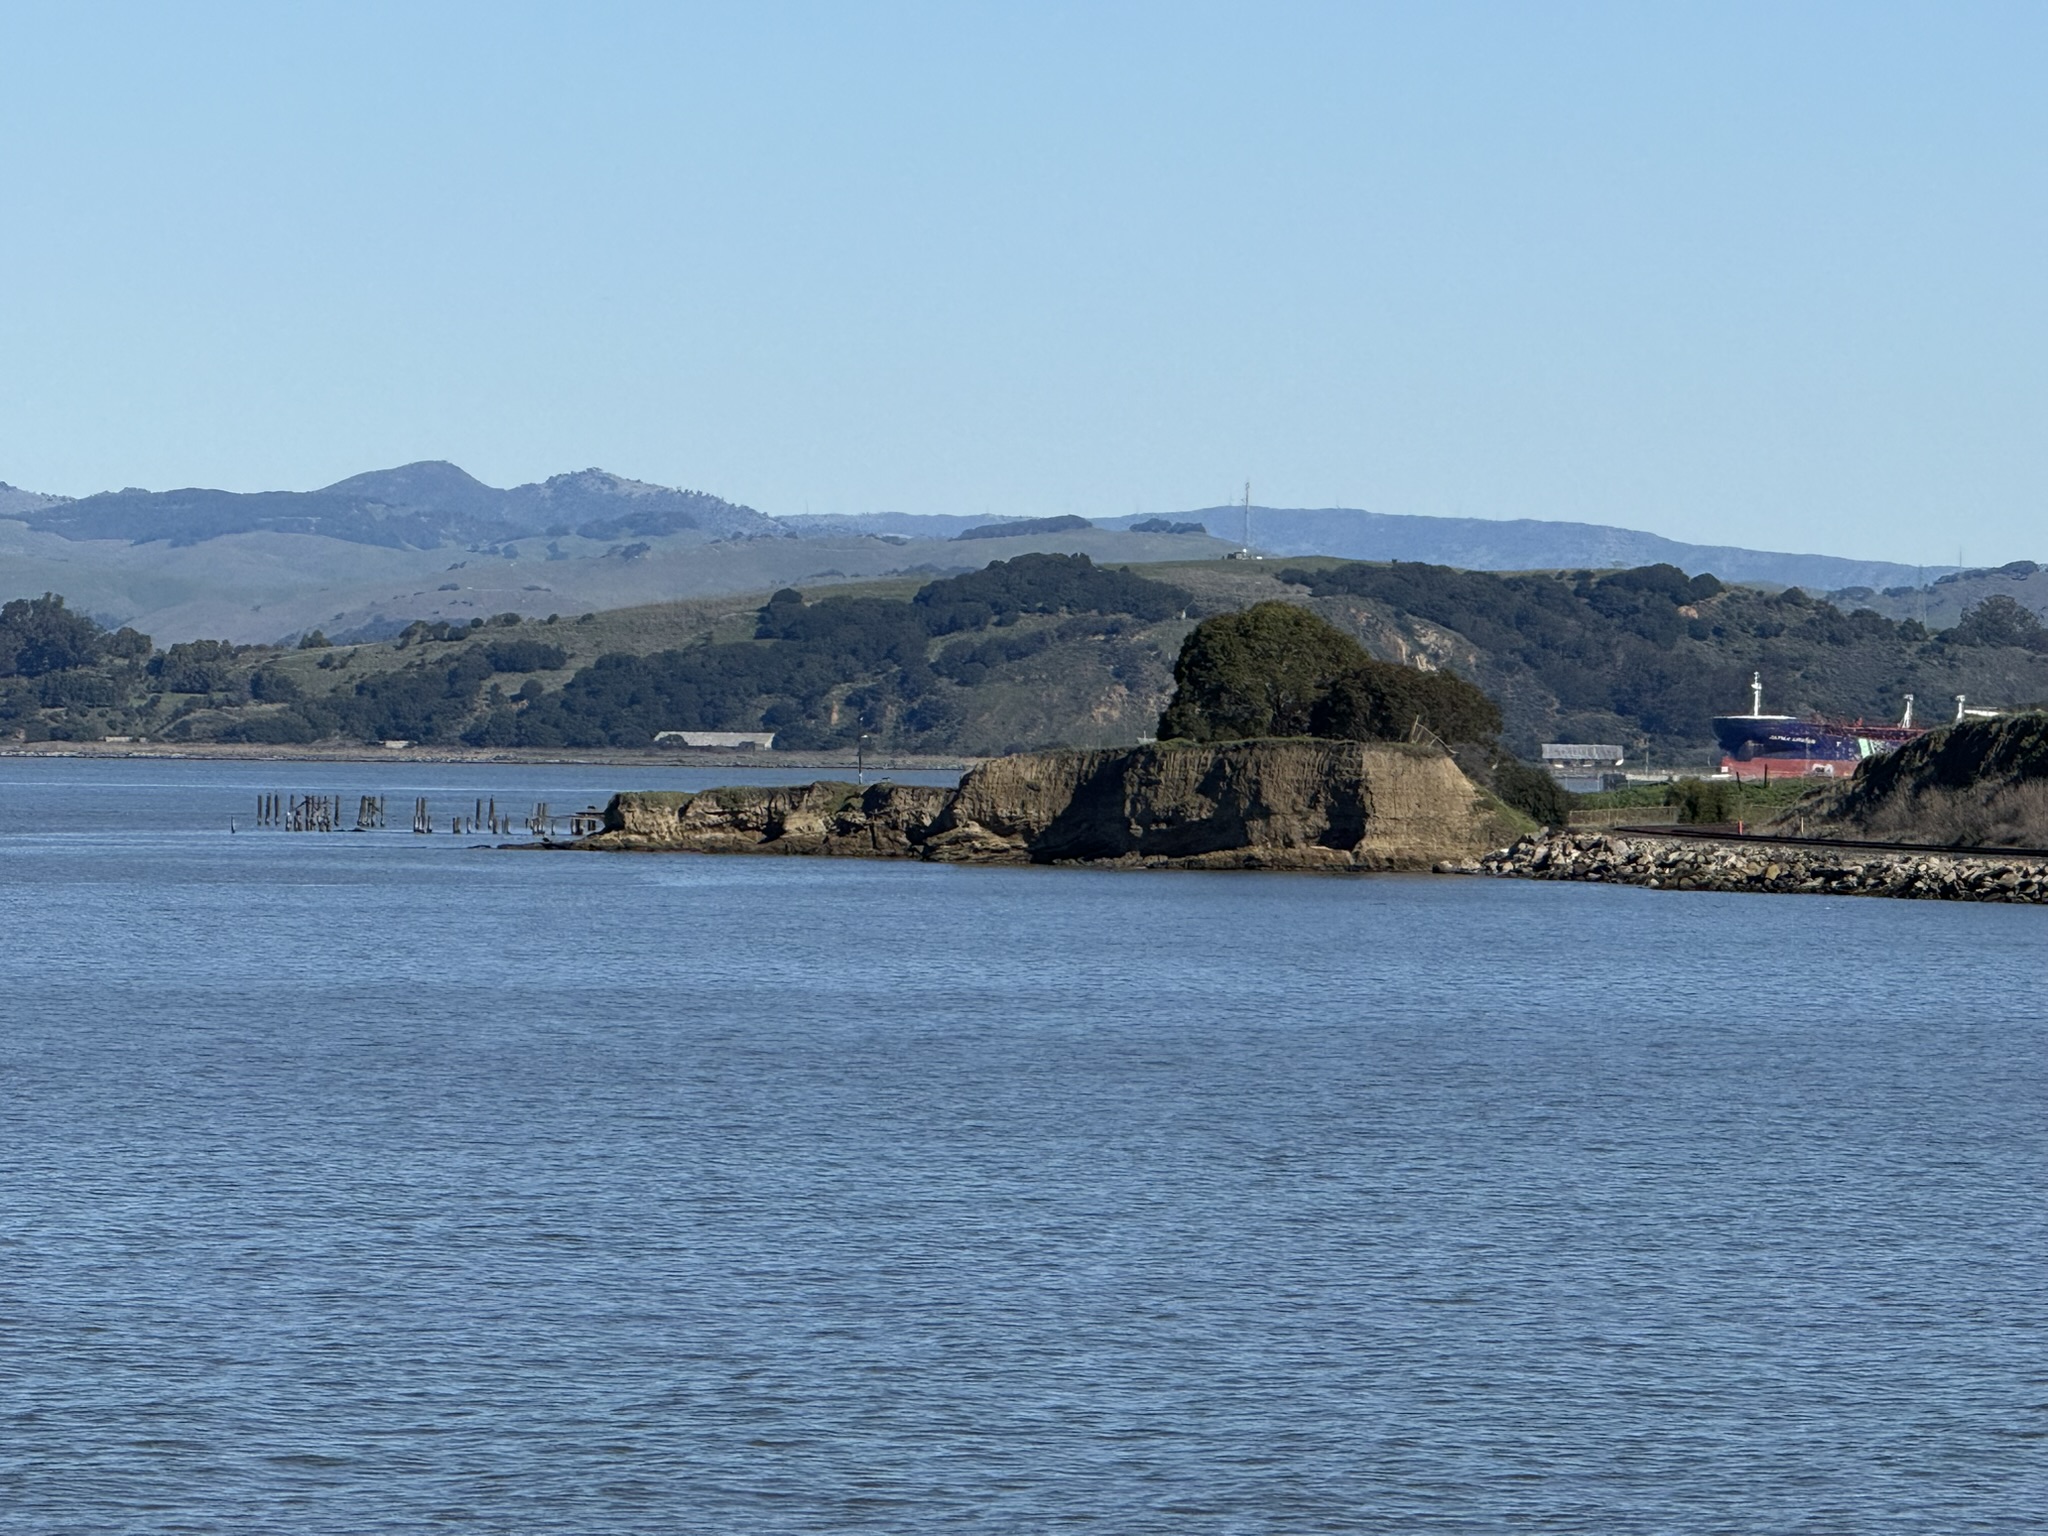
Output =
[{"x1": 580, "y1": 739, "x2": 1523, "y2": 870}]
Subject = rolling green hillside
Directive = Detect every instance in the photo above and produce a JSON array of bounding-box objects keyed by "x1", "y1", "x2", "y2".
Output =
[
  {"x1": 1279, "y1": 560, "x2": 2048, "y2": 757},
  {"x1": 0, "y1": 557, "x2": 1202, "y2": 755},
  {"x1": 11, "y1": 554, "x2": 2048, "y2": 765}
]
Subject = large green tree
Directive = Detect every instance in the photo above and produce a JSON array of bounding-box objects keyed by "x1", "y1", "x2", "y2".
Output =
[
  {"x1": 1157, "y1": 601, "x2": 1500, "y2": 744},
  {"x1": 1158, "y1": 602, "x2": 1364, "y2": 740},
  {"x1": 0, "y1": 593, "x2": 114, "y2": 677}
]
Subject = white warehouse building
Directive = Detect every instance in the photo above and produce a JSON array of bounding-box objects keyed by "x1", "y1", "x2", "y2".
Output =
[
  {"x1": 1540, "y1": 743, "x2": 1625, "y2": 794},
  {"x1": 652, "y1": 730, "x2": 777, "y2": 751}
]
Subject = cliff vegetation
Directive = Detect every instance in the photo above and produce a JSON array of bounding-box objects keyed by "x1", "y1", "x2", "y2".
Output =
[{"x1": 1787, "y1": 714, "x2": 2048, "y2": 847}]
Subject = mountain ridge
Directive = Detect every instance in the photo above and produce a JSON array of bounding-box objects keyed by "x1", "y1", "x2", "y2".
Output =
[
  {"x1": 13, "y1": 461, "x2": 784, "y2": 549},
  {"x1": 0, "y1": 462, "x2": 2016, "y2": 644},
  {"x1": 785, "y1": 504, "x2": 1965, "y2": 591},
  {"x1": 1, "y1": 464, "x2": 1973, "y2": 591},
  {"x1": 1115, "y1": 506, "x2": 1954, "y2": 591}
]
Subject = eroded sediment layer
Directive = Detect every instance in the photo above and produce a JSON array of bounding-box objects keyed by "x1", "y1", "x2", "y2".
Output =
[
  {"x1": 1459, "y1": 830, "x2": 2048, "y2": 903},
  {"x1": 581, "y1": 738, "x2": 1519, "y2": 870}
]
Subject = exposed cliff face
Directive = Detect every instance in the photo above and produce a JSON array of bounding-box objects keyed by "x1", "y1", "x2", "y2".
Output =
[
  {"x1": 584, "y1": 739, "x2": 1522, "y2": 871},
  {"x1": 598, "y1": 781, "x2": 951, "y2": 857}
]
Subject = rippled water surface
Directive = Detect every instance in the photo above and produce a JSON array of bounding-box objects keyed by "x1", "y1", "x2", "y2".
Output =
[{"x1": 2, "y1": 758, "x2": 2043, "y2": 1532}]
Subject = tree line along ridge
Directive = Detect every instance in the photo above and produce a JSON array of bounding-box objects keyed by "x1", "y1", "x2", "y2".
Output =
[{"x1": 3, "y1": 555, "x2": 2046, "y2": 768}]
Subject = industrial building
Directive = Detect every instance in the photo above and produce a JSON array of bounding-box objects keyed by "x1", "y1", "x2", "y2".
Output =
[
  {"x1": 1540, "y1": 743, "x2": 1625, "y2": 794},
  {"x1": 652, "y1": 730, "x2": 777, "y2": 751}
]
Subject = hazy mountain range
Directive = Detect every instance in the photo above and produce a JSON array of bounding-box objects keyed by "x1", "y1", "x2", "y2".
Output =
[
  {"x1": 0, "y1": 461, "x2": 2009, "y2": 643},
  {"x1": 1105, "y1": 506, "x2": 1956, "y2": 592},
  {"x1": 8, "y1": 462, "x2": 784, "y2": 548}
]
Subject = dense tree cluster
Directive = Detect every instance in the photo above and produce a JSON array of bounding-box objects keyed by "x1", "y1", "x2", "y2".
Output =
[
  {"x1": 1276, "y1": 559, "x2": 2039, "y2": 748},
  {"x1": 482, "y1": 639, "x2": 569, "y2": 673},
  {"x1": 912, "y1": 552, "x2": 1186, "y2": 631},
  {"x1": 1945, "y1": 595, "x2": 2048, "y2": 651},
  {"x1": 0, "y1": 594, "x2": 149, "y2": 678},
  {"x1": 1157, "y1": 602, "x2": 1501, "y2": 746},
  {"x1": 395, "y1": 612, "x2": 531, "y2": 647},
  {"x1": 0, "y1": 596, "x2": 154, "y2": 733},
  {"x1": 1285, "y1": 560, "x2": 1721, "y2": 652},
  {"x1": 150, "y1": 640, "x2": 242, "y2": 694},
  {"x1": 955, "y1": 515, "x2": 1094, "y2": 541}
]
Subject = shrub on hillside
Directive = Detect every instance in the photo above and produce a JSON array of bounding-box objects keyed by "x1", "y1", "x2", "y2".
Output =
[
  {"x1": 1667, "y1": 777, "x2": 1737, "y2": 824},
  {"x1": 483, "y1": 639, "x2": 569, "y2": 673},
  {"x1": 150, "y1": 640, "x2": 239, "y2": 694},
  {"x1": 913, "y1": 552, "x2": 1187, "y2": 632},
  {"x1": 1490, "y1": 758, "x2": 1572, "y2": 828}
]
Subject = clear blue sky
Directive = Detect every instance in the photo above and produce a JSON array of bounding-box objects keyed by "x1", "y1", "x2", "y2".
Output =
[{"x1": 2, "y1": 2, "x2": 2042, "y2": 564}]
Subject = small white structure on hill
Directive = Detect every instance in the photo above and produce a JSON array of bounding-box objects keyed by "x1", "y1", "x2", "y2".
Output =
[{"x1": 653, "y1": 730, "x2": 776, "y2": 751}]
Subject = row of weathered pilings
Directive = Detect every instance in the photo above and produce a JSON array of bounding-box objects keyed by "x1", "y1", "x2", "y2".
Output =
[
  {"x1": 253, "y1": 794, "x2": 570, "y2": 836},
  {"x1": 1450, "y1": 829, "x2": 2048, "y2": 903},
  {"x1": 252, "y1": 793, "x2": 382, "y2": 832}
]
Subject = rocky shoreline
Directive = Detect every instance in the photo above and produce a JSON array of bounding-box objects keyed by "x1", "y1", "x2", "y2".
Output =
[
  {"x1": 1456, "y1": 830, "x2": 2048, "y2": 903},
  {"x1": 578, "y1": 739, "x2": 1523, "y2": 870}
]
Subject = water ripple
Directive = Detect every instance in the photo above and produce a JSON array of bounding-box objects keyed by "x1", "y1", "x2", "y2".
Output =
[{"x1": 0, "y1": 760, "x2": 2041, "y2": 1531}]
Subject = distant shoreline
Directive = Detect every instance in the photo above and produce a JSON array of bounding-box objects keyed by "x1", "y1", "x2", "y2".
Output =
[{"x1": 0, "y1": 740, "x2": 981, "y2": 773}]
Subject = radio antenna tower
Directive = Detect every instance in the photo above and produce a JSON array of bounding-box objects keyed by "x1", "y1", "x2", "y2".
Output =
[{"x1": 1241, "y1": 482, "x2": 1252, "y2": 553}]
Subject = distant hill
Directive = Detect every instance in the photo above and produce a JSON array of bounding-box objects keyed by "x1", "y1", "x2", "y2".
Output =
[
  {"x1": 0, "y1": 465, "x2": 1229, "y2": 642},
  {"x1": 778, "y1": 511, "x2": 997, "y2": 539},
  {"x1": 0, "y1": 482, "x2": 70, "y2": 518},
  {"x1": 0, "y1": 467, "x2": 1987, "y2": 588},
  {"x1": 15, "y1": 462, "x2": 785, "y2": 549},
  {"x1": 782, "y1": 502, "x2": 1964, "y2": 591},
  {"x1": 0, "y1": 461, "x2": 2020, "y2": 646},
  {"x1": 1100, "y1": 506, "x2": 1955, "y2": 592},
  {"x1": 1826, "y1": 561, "x2": 2048, "y2": 630}
]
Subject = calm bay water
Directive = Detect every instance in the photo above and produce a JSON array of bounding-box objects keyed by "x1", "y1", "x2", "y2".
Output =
[{"x1": 0, "y1": 757, "x2": 2042, "y2": 1532}]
